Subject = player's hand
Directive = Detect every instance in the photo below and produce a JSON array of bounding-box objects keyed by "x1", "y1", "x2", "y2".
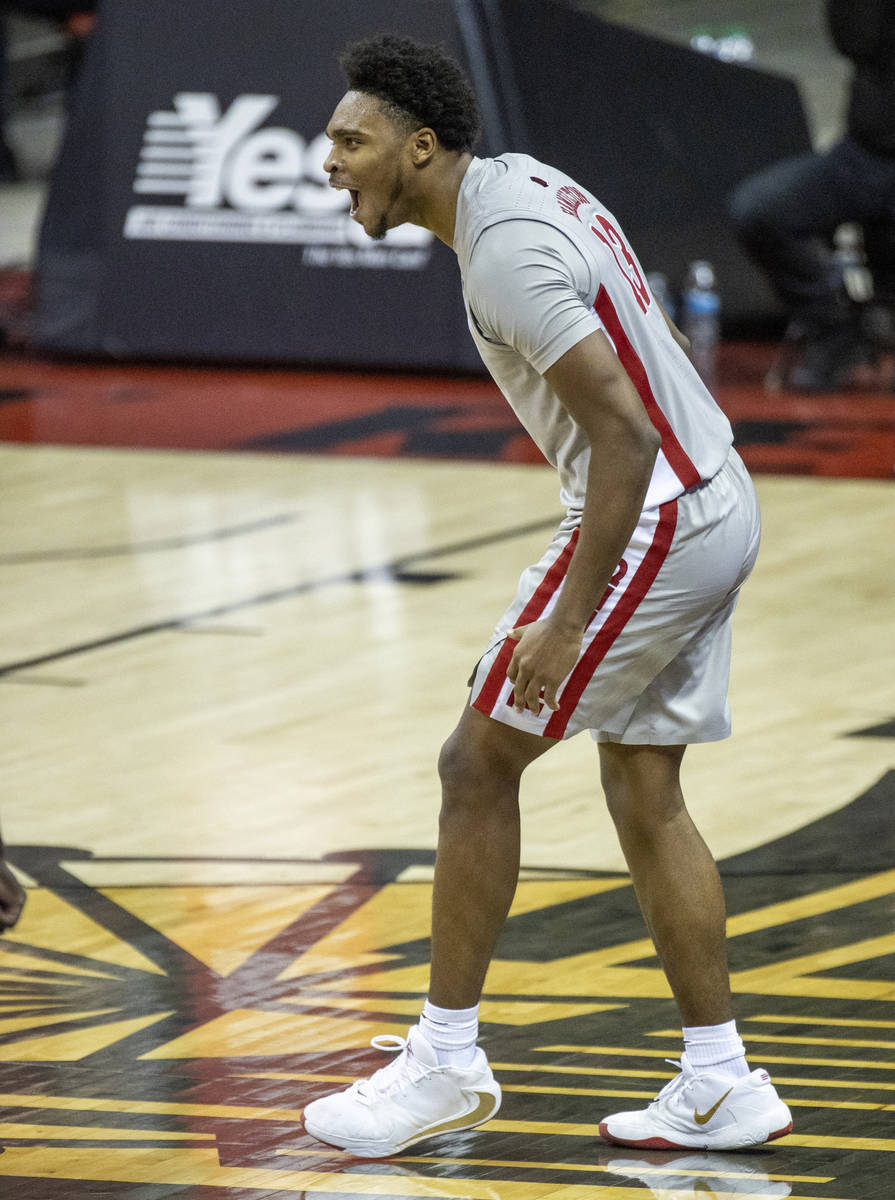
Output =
[
  {"x1": 506, "y1": 619, "x2": 582, "y2": 715},
  {"x1": 0, "y1": 860, "x2": 26, "y2": 932}
]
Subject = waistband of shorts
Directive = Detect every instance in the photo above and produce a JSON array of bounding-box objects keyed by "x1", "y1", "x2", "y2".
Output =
[
  {"x1": 682, "y1": 448, "x2": 737, "y2": 496},
  {"x1": 683, "y1": 470, "x2": 721, "y2": 496},
  {"x1": 684, "y1": 476, "x2": 713, "y2": 495}
]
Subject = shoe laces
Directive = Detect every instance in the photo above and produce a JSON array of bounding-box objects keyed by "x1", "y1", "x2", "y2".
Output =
[
  {"x1": 651, "y1": 1058, "x2": 695, "y2": 1107},
  {"x1": 353, "y1": 1034, "x2": 433, "y2": 1104}
]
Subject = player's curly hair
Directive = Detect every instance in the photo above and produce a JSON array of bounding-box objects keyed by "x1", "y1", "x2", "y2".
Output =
[{"x1": 339, "y1": 33, "x2": 480, "y2": 153}]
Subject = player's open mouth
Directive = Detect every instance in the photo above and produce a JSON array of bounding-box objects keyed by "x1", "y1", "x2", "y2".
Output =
[{"x1": 349, "y1": 189, "x2": 360, "y2": 217}]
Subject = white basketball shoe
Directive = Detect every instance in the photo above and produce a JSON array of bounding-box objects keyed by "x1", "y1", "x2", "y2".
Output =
[
  {"x1": 599, "y1": 1054, "x2": 792, "y2": 1150},
  {"x1": 302, "y1": 1026, "x2": 502, "y2": 1157}
]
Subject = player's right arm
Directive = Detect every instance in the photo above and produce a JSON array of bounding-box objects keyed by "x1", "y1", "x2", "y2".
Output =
[
  {"x1": 465, "y1": 219, "x2": 664, "y2": 712},
  {"x1": 507, "y1": 329, "x2": 660, "y2": 713}
]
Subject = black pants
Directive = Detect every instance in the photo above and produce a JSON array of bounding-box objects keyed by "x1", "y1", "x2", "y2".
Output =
[
  {"x1": 2, "y1": 1, "x2": 92, "y2": 21},
  {"x1": 1, "y1": 1, "x2": 96, "y2": 119},
  {"x1": 729, "y1": 135, "x2": 895, "y2": 322}
]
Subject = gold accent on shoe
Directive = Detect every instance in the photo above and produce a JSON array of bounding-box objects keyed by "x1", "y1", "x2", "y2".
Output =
[
  {"x1": 394, "y1": 1089, "x2": 498, "y2": 1149},
  {"x1": 693, "y1": 1087, "x2": 734, "y2": 1126}
]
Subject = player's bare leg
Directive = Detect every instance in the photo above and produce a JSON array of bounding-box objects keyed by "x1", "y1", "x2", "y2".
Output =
[
  {"x1": 598, "y1": 741, "x2": 731, "y2": 1025},
  {"x1": 303, "y1": 704, "x2": 551, "y2": 1155},
  {"x1": 596, "y1": 741, "x2": 792, "y2": 1148},
  {"x1": 428, "y1": 704, "x2": 554, "y2": 1008}
]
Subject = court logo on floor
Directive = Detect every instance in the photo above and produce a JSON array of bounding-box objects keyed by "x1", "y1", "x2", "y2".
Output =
[{"x1": 1, "y1": 807, "x2": 894, "y2": 1194}]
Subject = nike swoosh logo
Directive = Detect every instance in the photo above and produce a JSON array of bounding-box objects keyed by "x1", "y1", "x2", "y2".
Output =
[
  {"x1": 396, "y1": 1089, "x2": 499, "y2": 1148},
  {"x1": 694, "y1": 1087, "x2": 734, "y2": 1126}
]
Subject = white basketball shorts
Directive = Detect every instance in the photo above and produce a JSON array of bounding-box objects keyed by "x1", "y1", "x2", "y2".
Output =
[{"x1": 469, "y1": 448, "x2": 761, "y2": 743}]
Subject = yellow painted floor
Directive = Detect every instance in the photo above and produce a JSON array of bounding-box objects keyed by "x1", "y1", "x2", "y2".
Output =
[{"x1": 0, "y1": 444, "x2": 893, "y2": 1197}]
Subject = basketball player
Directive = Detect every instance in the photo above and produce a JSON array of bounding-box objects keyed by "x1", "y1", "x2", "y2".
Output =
[
  {"x1": 0, "y1": 835, "x2": 25, "y2": 931},
  {"x1": 303, "y1": 33, "x2": 792, "y2": 1156}
]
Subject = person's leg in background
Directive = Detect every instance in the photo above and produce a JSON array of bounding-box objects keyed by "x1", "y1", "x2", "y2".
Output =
[
  {"x1": 0, "y1": 1, "x2": 96, "y2": 182},
  {"x1": 728, "y1": 138, "x2": 879, "y2": 389},
  {"x1": 0, "y1": 8, "x2": 16, "y2": 181},
  {"x1": 860, "y1": 205, "x2": 895, "y2": 372}
]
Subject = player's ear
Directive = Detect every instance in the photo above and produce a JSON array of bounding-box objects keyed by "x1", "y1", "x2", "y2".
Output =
[{"x1": 410, "y1": 127, "x2": 437, "y2": 166}]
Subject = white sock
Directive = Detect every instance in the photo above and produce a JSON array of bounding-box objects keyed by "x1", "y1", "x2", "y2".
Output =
[
  {"x1": 419, "y1": 1000, "x2": 479, "y2": 1067},
  {"x1": 683, "y1": 1020, "x2": 750, "y2": 1078}
]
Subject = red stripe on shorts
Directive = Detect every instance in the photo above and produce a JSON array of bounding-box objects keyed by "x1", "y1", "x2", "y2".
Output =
[
  {"x1": 473, "y1": 527, "x2": 580, "y2": 718},
  {"x1": 595, "y1": 286, "x2": 701, "y2": 491},
  {"x1": 543, "y1": 499, "x2": 678, "y2": 739}
]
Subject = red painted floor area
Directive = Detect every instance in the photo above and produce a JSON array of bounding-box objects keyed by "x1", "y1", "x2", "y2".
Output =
[
  {"x1": 2, "y1": 262, "x2": 894, "y2": 480},
  {"x1": 0, "y1": 356, "x2": 541, "y2": 462},
  {"x1": 718, "y1": 340, "x2": 895, "y2": 478}
]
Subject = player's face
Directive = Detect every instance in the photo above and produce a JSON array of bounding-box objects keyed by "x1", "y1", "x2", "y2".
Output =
[{"x1": 324, "y1": 92, "x2": 415, "y2": 241}]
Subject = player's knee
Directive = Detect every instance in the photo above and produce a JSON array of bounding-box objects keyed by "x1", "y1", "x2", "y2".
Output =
[
  {"x1": 599, "y1": 746, "x2": 685, "y2": 834},
  {"x1": 604, "y1": 788, "x2": 685, "y2": 847},
  {"x1": 438, "y1": 730, "x2": 489, "y2": 796},
  {"x1": 437, "y1": 725, "x2": 522, "y2": 804}
]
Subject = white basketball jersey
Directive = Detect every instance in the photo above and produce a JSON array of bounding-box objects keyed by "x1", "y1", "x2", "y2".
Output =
[{"x1": 453, "y1": 154, "x2": 734, "y2": 512}]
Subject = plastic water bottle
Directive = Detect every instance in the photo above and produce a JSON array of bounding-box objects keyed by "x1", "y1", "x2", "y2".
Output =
[
  {"x1": 833, "y1": 223, "x2": 874, "y2": 303},
  {"x1": 681, "y1": 260, "x2": 721, "y2": 391}
]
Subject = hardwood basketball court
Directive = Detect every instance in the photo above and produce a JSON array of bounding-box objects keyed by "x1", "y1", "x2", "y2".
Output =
[{"x1": 0, "y1": 344, "x2": 894, "y2": 1199}]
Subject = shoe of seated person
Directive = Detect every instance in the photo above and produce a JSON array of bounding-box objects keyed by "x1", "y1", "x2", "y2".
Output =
[
  {"x1": 302, "y1": 1026, "x2": 501, "y2": 1157},
  {"x1": 599, "y1": 1053, "x2": 792, "y2": 1150},
  {"x1": 788, "y1": 319, "x2": 873, "y2": 391}
]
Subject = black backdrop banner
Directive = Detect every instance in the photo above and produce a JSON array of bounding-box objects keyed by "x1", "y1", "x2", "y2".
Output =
[
  {"x1": 492, "y1": 0, "x2": 812, "y2": 335},
  {"x1": 35, "y1": 0, "x2": 811, "y2": 367}
]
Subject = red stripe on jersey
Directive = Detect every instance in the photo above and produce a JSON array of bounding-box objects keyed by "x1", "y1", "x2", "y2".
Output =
[
  {"x1": 594, "y1": 286, "x2": 701, "y2": 491},
  {"x1": 473, "y1": 528, "x2": 580, "y2": 718},
  {"x1": 543, "y1": 500, "x2": 678, "y2": 739}
]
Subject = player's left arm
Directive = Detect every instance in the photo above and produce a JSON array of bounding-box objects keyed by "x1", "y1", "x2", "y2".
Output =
[
  {"x1": 0, "y1": 833, "x2": 26, "y2": 933},
  {"x1": 657, "y1": 299, "x2": 691, "y2": 355},
  {"x1": 507, "y1": 329, "x2": 660, "y2": 714}
]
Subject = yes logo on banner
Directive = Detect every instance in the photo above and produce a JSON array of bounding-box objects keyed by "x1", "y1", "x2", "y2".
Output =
[{"x1": 123, "y1": 93, "x2": 433, "y2": 269}]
